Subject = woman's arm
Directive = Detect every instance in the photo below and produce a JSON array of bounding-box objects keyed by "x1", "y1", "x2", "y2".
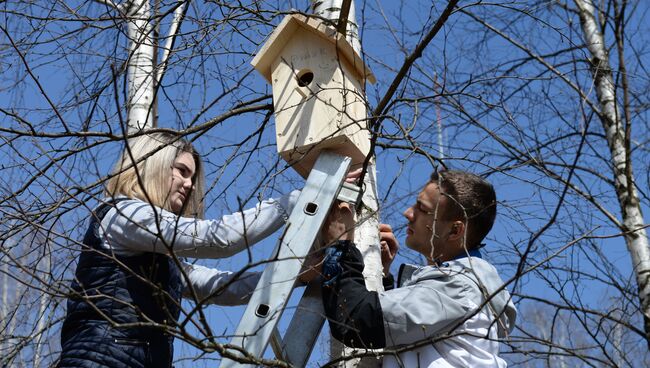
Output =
[
  {"x1": 181, "y1": 262, "x2": 260, "y2": 306},
  {"x1": 100, "y1": 191, "x2": 299, "y2": 258}
]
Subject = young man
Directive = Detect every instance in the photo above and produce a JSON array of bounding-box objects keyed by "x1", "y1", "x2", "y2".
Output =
[{"x1": 321, "y1": 170, "x2": 517, "y2": 367}]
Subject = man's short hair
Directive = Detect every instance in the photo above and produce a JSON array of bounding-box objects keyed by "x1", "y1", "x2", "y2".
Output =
[{"x1": 430, "y1": 170, "x2": 497, "y2": 247}]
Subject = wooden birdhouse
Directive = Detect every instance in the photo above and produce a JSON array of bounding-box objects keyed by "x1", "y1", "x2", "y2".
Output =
[{"x1": 251, "y1": 14, "x2": 376, "y2": 178}]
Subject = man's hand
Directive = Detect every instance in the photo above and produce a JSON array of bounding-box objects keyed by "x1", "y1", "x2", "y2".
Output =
[
  {"x1": 379, "y1": 223, "x2": 399, "y2": 275},
  {"x1": 298, "y1": 248, "x2": 324, "y2": 284},
  {"x1": 302, "y1": 201, "x2": 357, "y2": 284},
  {"x1": 345, "y1": 168, "x2": 362, "y2": 184},
  {"x1": 322, "y1": 201, "x2": 355, "y2": 245}
]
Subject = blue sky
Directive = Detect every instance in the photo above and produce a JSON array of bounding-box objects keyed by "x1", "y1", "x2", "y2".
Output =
[{"x1": 1, "y1": 1, "x2": 649, "y2": 366}]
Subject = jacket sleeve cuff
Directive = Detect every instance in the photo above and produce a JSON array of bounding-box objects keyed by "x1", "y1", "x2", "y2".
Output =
[
  {"x1": 382, "y1": 273, "x2": 395, "y2": 291},
  {"x1": 322, "y1": 242, "x2": 386, "y2": 349}
]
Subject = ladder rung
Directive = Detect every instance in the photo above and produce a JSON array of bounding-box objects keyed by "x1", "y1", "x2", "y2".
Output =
[{"x1": 337, "y1": 182, "x2": 361, "y2": 205}]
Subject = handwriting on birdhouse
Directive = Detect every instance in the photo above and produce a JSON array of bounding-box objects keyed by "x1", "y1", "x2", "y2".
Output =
[{"x1": 290, "y1": 47, "x2": 328, "y2": 64}]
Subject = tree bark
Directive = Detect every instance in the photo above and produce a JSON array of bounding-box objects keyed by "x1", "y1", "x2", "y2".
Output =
[
  {"x1": 126, "y1": 0, "x2": 155, "y2": 132},
  {"x1": 311, "y1": 1, "x2": 384, "y2": 367},
  {"x1": 574, "y1": 0, "x2": 650, "y2": 346},
  {"x1": 311, "y1": 0, "x2": 361, "y2": 54}
]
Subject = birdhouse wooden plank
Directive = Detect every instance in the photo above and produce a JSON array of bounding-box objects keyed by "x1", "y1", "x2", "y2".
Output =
[{"x1": 251, "y1": 14, "x2": 376, "y2": 178}]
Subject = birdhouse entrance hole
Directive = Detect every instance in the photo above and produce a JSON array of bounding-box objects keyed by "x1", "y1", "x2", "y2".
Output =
[{"x1": 297, "y1": 69, "x2": 314, "y2": 87}]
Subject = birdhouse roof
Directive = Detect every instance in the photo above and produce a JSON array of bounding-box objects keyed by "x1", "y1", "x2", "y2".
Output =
[{"x1": 251, "y1": 14, "x2": 376, "y2": 84}]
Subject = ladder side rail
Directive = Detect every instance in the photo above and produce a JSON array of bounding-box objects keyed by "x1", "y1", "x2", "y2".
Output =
[
  {"x1": 279, "y1": 283, "x2": 325, "y2": 367},
  {"x1": 219, "y1": 152, "x2": 351, "y2": 367}
]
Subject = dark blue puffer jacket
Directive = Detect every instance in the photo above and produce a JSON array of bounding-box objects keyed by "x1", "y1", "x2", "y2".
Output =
[{"x1": 58, "y1": 200, "x2": 183, "y2": 368}]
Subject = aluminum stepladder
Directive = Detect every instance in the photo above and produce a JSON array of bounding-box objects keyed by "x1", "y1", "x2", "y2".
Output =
[{"x1": 220, "y1": 151, "x2": 360, "y2": 367}]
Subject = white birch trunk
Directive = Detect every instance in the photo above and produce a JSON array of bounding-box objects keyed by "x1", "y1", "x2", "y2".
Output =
[
  {"x1": 311, "y1": 1, "x2": 383, "y2": 366},
  {"x1": 2, "y1": 228, "x2": 20, "y2": 366},
  {"x1": 156, "y1": 2, "x2": 186, "y2": 84},
  {"x1": 1, "y1": 239, "x2": 9, "y2": 358},
  {"x1": 311, "y1": 0, "x2": 361, "y2": 54},
  {"x1": 33, "y1": 231, "x2": 50, "y2": 368},
  {"x1": 329, "y1": 166, "x2": 383, "y2": 368},
  {"x1": 574, "y1": 0, "x2": 650, "y2": 344},
  {"x1": 126, "y1": 0, "x2": 155, "y2": 132}
]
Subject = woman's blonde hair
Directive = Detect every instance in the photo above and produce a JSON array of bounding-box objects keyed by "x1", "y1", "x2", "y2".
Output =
[{"x1": 105, "y1": 132, "x2": 205, "y2": 218}]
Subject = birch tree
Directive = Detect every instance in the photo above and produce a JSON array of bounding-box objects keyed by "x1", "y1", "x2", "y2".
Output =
[
  {"x1": 310, "y1": 1, "x2": 383, "y2": 366},
  {"x1": 125, "y1": 0, "x2": 156, "y2": 131},
  {"x1": 574, "y1": 0, "x2": 650, "y2": 346}
]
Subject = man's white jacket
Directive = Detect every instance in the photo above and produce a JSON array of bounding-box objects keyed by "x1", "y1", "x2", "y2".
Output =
[{"x1": 322, "y1": 241, "x2": 517, "y2": 368}]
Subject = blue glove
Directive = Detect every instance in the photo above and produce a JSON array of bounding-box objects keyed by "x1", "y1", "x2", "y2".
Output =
[{"x1": 322, "y1": 246, "x2": 344, "y2": 288}]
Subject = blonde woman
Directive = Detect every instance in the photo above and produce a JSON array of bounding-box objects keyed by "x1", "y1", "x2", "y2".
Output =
[{"x1": 57, "y1": 132, "x2": 299, "y2": 368}]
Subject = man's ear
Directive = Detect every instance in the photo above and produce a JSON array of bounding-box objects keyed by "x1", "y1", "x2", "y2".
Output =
[{"x1": 448, "y1": 220, "x2": 466, "y2": 242}]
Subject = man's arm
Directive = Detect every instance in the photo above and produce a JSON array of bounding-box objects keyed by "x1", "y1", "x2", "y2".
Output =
[
  {"x1": 319, "y1": 202, "x2": 399, "y2": 348},
  {"x1": 321, "y1": 240, "x2": 387, "y2": 349},
  {"x1": 322, "y1": 241, "x2": 478, "y2": 349}
]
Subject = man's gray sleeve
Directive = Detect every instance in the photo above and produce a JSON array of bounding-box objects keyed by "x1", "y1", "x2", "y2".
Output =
[{"x1": 379, "y1": 275, "x2": 473, "y2": 347}]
